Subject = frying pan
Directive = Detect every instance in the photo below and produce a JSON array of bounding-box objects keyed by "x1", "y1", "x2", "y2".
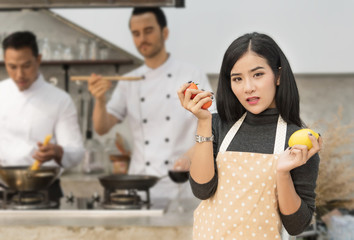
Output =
[
  {"x1": 0, "y1": 166, "x2": 60, "y2": 192},
  {"x1": 98, "y1": 174, "x2": 159, "y2": 191}
]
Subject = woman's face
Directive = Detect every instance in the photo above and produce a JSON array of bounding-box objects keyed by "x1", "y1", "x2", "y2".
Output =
[{"x1": 230, "y1": 51, "x2": 279, "y2": 114}]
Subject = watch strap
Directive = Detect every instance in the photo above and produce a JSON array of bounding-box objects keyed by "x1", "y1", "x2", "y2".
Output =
[{"x1": 195, "y1": 134, "x2": 214, "y2": 143}]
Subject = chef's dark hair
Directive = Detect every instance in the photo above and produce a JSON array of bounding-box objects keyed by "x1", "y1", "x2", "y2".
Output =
[
  {"x1": 130, "y1": 7, "x2": 167, "y2": 30},
  {"x1": 2, "y1": 31, "x2": 39, "y2": 58},
  {"x1": 216, "y1": 32, "x2": 303, "y2": 127}
]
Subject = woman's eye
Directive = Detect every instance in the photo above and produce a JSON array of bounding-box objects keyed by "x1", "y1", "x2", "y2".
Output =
[
  {"x1": 232, "y1": 77, "x2": 242, "y2": 82},
  {"x1": 254, "y1": 72, "x2": 264, "y2": 78}
]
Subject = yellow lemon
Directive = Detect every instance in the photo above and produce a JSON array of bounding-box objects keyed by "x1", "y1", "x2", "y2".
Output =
[{"x1": 288, "y1": 129, "x2": 319, "y2": 150}]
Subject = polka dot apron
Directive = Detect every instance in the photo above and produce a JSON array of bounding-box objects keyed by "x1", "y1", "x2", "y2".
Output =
[{"x1": 193, "y1": 113, "x2": 294, "y2": 240}]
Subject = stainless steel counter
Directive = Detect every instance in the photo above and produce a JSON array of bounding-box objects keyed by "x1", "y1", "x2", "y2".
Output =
[
  {"x1": 0, "y1": 198, "x2": 199, "y2": 227},
  {"x1": 0, "y1": 198, "x2": 199, "y2": 240}
]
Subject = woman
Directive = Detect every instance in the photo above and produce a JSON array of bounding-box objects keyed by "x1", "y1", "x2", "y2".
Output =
[{"x1": 177, "y1": 32, "x2": 322, "y2": 239}]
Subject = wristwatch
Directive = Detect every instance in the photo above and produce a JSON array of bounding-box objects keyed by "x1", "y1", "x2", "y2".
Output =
[{"x1": 195, "y1": 134, "x2": 214, "y2": 143}]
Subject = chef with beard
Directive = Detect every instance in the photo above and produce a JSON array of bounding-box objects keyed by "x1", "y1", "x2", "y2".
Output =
[{"x1": 88, "y1": 7, "x2": 214, "y2": 200}]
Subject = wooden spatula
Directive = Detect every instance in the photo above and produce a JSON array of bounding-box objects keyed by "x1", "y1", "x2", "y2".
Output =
[
  {"x1": 30, "y1": 134, "x2": 52, "y2": 171},
  {"x1": 70, "y1": 75, "x2": 144, "y2": 81}
]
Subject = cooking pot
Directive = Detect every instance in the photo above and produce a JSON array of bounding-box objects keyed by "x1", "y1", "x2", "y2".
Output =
[
  {"x1": 0, "y1": 166, "x2": 60, "y2": 191},
  {"x1": 98, "y1": 174, "x2": 159, "y2": 191}
]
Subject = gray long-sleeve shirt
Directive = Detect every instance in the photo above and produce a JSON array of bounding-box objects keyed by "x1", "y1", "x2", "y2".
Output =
[{"x1": 190, "y1": 108, "x2": 320, "y2": 235}]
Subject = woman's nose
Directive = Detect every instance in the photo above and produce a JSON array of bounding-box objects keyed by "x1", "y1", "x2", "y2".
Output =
[{"x1": 244, "y1": 79, "x2": 255, "y2": 94}]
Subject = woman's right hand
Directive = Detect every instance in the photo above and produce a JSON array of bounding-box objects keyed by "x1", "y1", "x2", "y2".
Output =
[
  {"x1": 88, "y1": 73, "x2": 112, "y2": 102},
  {"x1": 177, "y1": 82, "x2": 213, "y2": 120}
]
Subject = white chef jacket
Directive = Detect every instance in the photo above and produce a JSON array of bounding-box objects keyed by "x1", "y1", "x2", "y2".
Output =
[
  {"x1": 107, "y1": 56, "x2": 214, "y2": 200},
  {"x1": 0, "y1": 74, "x2": 84, "y2": 169}
]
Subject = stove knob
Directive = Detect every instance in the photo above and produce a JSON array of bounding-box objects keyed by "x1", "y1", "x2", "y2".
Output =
[
  {"x1": 66, "y1": 192, "x2": 75, "y2": 203},
  {"x1": 92, "y1": 192, "x2": 100, "y2": 203}
]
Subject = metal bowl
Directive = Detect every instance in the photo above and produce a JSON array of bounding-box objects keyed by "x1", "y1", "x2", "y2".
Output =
[{"x1": 0, "y1": 166, "x2": 60, "y2": 191}]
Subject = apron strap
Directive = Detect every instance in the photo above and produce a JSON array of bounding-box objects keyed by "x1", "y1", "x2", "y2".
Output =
[
  {"x1": 219, "y1": 112, "x2": 287, "y2": 154},
  {"x1": 273, "y1": 115, "x2": 287, "y2": 154},
  {"x1": 219, "y1": 113, "x2": 246, "y2": 153}
]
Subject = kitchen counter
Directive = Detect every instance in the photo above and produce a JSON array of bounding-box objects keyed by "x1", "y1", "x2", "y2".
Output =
[
  {"x1": 0, "y1": 171, "x2": 200, "y2": 240},
  {"x1": 0, "y1": 198, "x2": 199, "y2": 226},
  {"x1": 0, "y1": 198, "x2": 199, "y2": 240}
]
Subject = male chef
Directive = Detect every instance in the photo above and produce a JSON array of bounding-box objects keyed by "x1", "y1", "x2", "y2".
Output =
[
  {"x1": 0, "y1": 31, "x2": 84, "y2": 206},
  {"x1": 88, "y1": 7, "x2": 214, "y2": 199}
]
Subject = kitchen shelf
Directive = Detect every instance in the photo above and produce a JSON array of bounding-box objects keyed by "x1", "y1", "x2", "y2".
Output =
[
  {"x1": 0, "y1": 59, "x2": 134, "y2": 66},
  {"x1": 39, "y1": 59, "x2": 134, "y2": 65},
  {"x1": 0, "y1": 0, "x2": 185, "y2": 9},
  {"x1": 0, "y1": 59, "x2": 135, "y2": 91}
]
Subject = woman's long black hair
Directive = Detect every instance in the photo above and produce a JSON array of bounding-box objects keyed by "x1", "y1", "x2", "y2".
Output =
[{"x1": 216, "y1": 32, "x2": 303, "y2": 127}]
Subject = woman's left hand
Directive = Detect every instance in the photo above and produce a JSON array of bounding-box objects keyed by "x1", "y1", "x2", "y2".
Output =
[{"x1": 277, "y1": 133, "x2": 323, "y2": 173}]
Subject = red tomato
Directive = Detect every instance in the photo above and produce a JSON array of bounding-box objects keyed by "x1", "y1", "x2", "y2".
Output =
[
  {"x1": 202, "y1": 100, "x2": 212, "y2": 109},
  {"x1": 184, "y1": 82, "x2": 212, "y2": 109},
  {"x1": 183, "y1": 82, "x2": 198, "y2": 99}
]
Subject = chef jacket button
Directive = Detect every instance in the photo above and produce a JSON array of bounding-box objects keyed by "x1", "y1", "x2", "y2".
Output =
[
  {"x1": 143, "y1": 119, "x2": 148, "y2": 124},
  {"x1": 145, "y1": 140, "x2": 149, "y2": 145},
  {"x1": 141, "y1": 97, "x2": 145, "y2": 102},
  {"x1": 146, "y1": 161, "x2": 150, "y2": 166},
  {"x1": 165, "y1": 138, "x2": 169, "y2": 143},
  {"x1": 167, "y1": 73, "x2": 172, "y2": 78},
  {"x1": 166, "y1": 116, "x2": 170, "y2": 121},
  {"x1": 164, "y1": 160, "x2": 169, "y2": 165},
  {"x1": 166, "y1": 94, "x2": 170, "y2": 98}
]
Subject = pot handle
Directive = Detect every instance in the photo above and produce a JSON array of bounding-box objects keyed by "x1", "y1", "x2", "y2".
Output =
[{"x1": 159, "y1": 175, "x2": 168, "y2": 180}]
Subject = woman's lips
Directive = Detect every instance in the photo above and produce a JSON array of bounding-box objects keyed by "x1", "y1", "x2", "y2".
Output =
[{"x1": 246, "y1": 97, "x2": 260, "y2": 105}]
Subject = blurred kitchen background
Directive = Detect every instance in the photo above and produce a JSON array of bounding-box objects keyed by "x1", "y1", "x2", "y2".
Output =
[{"x1": 0, "y1": 0, "x2": 353, "y2": 239}]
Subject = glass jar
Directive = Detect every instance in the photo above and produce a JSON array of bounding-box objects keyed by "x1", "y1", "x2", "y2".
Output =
[
  {"x1": 41, "y1": 38, "x2": 51, "y2": 60},
  {"x1": 104, "y1": 138, "x2": 130, "y2": 174},
  {"x1": 88, "y1": 40, "x2": 97, "y2": 60},
  {"x1": 77, "y1": 38, "x2": 88, "y2": 60},
  {"x1": 82, "y1": 131, "x2": 104, "y2": 174}
]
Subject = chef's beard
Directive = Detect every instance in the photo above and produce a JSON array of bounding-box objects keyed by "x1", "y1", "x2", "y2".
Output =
[
  {"x1": 137, "y1": 35, "x2": 165, "y2": 59},
  {"x1": 15, "y1": 79, "x2": 31, "y2": 91},
  {"x1": 139, "y1": 45, "x2": 163, "y2": 59}
]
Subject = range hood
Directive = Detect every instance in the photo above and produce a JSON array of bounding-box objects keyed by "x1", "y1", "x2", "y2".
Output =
[{"x1": 0, "y1": 0, "x2": 184, "y2": 9}]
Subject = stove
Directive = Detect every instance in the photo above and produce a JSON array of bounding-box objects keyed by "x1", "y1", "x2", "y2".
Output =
[
  {"x1": 0, "y1": 188, "x2": 169, "y2": 217},
  {"x1": 1, "y1": 189, "x2": 58, "y2": 210},
  {"x1": 102, "y1": 188, "x2": 151, "y2": 210}
]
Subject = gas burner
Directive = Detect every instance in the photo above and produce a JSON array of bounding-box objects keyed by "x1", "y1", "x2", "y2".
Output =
[
  {"x1": 1, "y1": 189, "x2": 57, "y2": 210},
  {"x1": 102, "y1": 192, "x2": 143, "y2": 209},
  {"x1": 12, "y1": 192, "x2": 43, "y2": 205},
  {"x1": 8, "y1": 201, "x2": 57, "y2": 210},
  {"x1": 110, "y1": 193, "x2": 141, "y2": 205},
  {"x1": 102, "y1": 188, "x2": 151, "y2": 210},
  {"x1": 102, "y1": 202, "x2": 143, "y2": 210}
]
